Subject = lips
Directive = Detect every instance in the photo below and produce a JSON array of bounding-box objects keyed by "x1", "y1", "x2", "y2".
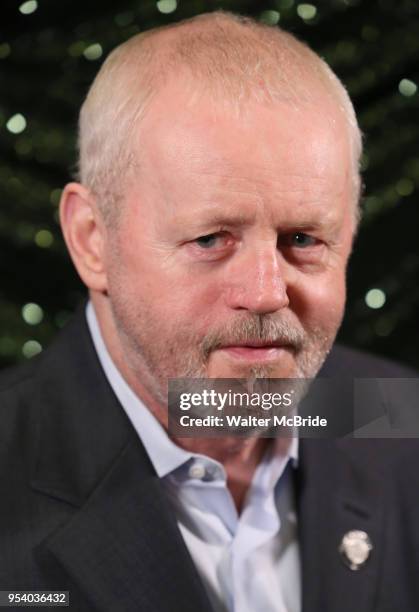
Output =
[
  {"x1": 223, "y1": 340, "x2": 287, "y2": 348},
  {"x1": 218, "y1": 342, "x2": 291, "y2": 361}
]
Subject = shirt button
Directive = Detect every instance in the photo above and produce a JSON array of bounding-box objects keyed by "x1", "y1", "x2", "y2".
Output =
[{"x1": 188, "y1": 462, "x2": 206, "y2": 480}]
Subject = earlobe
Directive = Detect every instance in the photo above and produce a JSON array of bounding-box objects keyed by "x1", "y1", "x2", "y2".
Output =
[{"x1": 59, "y1": 182, "x2": 108, "y2": 293}]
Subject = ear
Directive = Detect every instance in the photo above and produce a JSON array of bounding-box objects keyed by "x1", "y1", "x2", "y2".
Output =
[{"x1": 59, "y1": 182, "x2": 108, "y2": 293}]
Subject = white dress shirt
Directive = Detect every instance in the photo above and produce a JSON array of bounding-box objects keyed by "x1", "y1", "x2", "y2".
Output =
[{"x1": 86, "y1": 302, "x2": 301, "y2": 612}]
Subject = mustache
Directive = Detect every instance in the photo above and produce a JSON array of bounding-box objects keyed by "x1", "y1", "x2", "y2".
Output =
[{"x1": 201, "y1": 314, "x2": 306, "y2": 357}]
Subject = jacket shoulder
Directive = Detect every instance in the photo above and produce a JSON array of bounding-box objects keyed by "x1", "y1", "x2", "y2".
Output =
[
  {"x1": 0, "y1": 305, "x2": 89, "y2": 451},
  {"x1": 320, "y1": 344, "x2": 418, "y2": 378}
]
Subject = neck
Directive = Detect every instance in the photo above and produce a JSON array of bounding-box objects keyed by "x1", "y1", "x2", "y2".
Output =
[{"x1": 176, "y1": 435, "x2": 272, "y2": 512}]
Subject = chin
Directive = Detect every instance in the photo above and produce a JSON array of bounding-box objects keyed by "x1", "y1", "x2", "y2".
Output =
[
  {"x1": 208, "y1": 358, "x2": 296, "y2": 380},
  {"x1": 208, "y1": 365, "x2": 286, "y2": 380},
  {"x1": 207, "y1": 347, "x2": 301, "y2": 380}
]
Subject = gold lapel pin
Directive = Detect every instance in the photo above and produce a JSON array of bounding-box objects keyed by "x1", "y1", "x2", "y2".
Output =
[{"x1": 339, "y1": 530, "x2": 373, "y2": 570}]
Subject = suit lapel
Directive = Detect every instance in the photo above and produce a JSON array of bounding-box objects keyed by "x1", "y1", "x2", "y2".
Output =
[
  {"x1": 42, "y1": 439, "x2": 214, "y2": 612},
  {"x1": 30, "y1": 307, "x2": 214, "y2": 612},
  {"x1": 297, "y1": 439, "x2": 386, "y2": 612}
]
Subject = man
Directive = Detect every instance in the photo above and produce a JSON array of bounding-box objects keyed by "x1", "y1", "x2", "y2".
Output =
[{"x1": 1, "y1": 11, "x2": 418, "y2": 612}]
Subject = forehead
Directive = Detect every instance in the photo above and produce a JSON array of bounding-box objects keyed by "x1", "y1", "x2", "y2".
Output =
[{"x1": 132, "y1": 79, "x2": 352, "y2": 222}]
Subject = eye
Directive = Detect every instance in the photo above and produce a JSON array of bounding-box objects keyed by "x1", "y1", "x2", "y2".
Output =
[
  {"x1": 187, "y1": 231, "x2": 234, "y2": 261},
  {"x1": 277, "y1": 232, "x2": 324, "y2": 265},
  {"x1": 290, "y1": 232, "x2": 318, "y2": 248},
  {"x1": 194, "y1": 233, "x2": 223, "y2": 249},
  {"x1": 291, "y1": 232, "x2": 317, "y2": 249}
]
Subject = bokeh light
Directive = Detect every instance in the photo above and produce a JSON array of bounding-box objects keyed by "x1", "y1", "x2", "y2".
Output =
[
  {"x1": 22, "y1": 303, "x2": 44, "y2": 325},
  {"x1": 297, "y1": 3, "x2": 317, "y2": 20},
  {"x1": 260, "y1": 10, "x2": 281, "y2": 24},
  {"x1": 0, "y1": 43, "x2": 11, "y2": 59},
  {"x1": 399, "y1": 79, "x2": 417, "y2": 97},
  {"x1": 365, "y1": 289, "x2": 386, "y2": 309},
  {"x1": 22, "y1": 340, "x2": 42, "y2": 358},
  {"x1": 156, "y1": 0, "x2": 177, "y2": 14},
  {"x1": 35, "y1": 229, "x2": 54, "y2": 248},
  {"x1": 83, "y1": 43, "x2": 103, "y2": 61},
  {"x1": 396, "y1": 178, "x2": 414, "y2": 197},
  {"x1": 19, "y1": 1, "x2": 38, "y2": 15},
  {"x1": 6, "y1": 114, "x2": 27, "y2": 134}
]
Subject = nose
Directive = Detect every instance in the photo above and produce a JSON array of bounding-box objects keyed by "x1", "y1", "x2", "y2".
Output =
[{"x1": 224, "y1": 243, "x2": 289, "y2": 315}]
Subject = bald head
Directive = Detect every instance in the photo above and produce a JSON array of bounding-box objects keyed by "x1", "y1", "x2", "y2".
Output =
[{"x1": 78, "y1": 11, "x2": 362, "y2": 225}]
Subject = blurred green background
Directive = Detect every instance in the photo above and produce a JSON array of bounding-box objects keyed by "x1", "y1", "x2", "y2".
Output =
[{"x1": 0, "y1": 0, "x2": 418, "y2": 369}]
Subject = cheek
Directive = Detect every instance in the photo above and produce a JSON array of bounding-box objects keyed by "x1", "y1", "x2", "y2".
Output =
[
  {"x1": 125, "y1": 258, "x2": 223, "y2": 331},
  {"x1": 290, "y1": 272, "x2": 347, "y2": 331},
  {"x1": 171, "y1": 275, "x2": 223, "y2": 328}
]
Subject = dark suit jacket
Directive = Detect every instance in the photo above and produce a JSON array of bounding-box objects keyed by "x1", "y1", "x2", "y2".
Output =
[{"x1": 1, "y1": 307, "x2": 418, "y2": 611}]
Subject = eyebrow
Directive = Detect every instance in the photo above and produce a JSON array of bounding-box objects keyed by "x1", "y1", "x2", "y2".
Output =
[
  {"x1": 186, "y1": 211, "x2": 254, "y2": 232},
  {"x1": 181, "y1": 208, "x2": 341, "y2": 234}
]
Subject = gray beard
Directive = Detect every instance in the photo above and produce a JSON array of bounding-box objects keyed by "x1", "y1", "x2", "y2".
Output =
[{"x1": 113, "y1": 309, "x2": 336, "y2": 406}]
